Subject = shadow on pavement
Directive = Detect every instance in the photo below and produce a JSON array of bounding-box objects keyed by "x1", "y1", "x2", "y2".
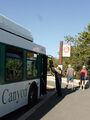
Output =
[{"x1": 26, "y1": 86, "x2": 79, "y2": 120}]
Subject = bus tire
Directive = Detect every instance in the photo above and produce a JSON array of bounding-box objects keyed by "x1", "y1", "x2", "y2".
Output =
[{"x1": 28, "y1": 83, "x2": 38, "y2": 108}]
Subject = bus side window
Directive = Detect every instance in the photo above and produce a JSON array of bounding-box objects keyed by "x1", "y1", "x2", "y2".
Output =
[
  {"x1": 26, "y1": 51, "x2": 38, "y2": 79},
  {"x1": 6, "y1": 46, "x2": 23, "y2": 82}
]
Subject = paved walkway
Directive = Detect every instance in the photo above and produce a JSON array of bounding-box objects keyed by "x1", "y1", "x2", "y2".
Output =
[
  {"x1": 18, "y1": 76, "x2": 90, "y2": 120},
  {"x1": 41, "y1": 85, "x2": 90, "y2": 120},
  {"x1": 44, "y1": 76, "x2": 90, "y2": 120}
]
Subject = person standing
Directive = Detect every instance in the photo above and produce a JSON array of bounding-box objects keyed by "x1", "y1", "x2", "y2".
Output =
[
  {"x1": 80, "y1": 65, "x2": 87, "y2": 90},
  {"x1": 49, "y1": 58, "x2": 62, "y2": 96},
  {"x1": 66, "y1": 64, "x2": 75, "y2": 90},
  {"x1": 54, "y1": 65, "x2": 62, "y2": 96}
]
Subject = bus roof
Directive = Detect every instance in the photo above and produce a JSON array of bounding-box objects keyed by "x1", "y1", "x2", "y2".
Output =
[
  {"x1": 0, "y1": 15, "x2": 46, "y2": 55},
  {"x1": 0, "y1": 15, "x2": 33, "y2": 42}
]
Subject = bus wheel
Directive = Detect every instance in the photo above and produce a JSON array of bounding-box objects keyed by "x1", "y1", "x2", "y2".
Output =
[{"x1": 28, "y1": 84, "x2": 38, "y2": 108}]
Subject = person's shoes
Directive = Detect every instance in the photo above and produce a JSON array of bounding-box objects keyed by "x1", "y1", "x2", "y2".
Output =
[
  {"x1": 83, "y1": 87, "x2": 85, "y2": 90},
  {"x1": 79, "y1": 85, "x2": 82, "y2": 90},
  {"x1": 57, "y1": 92, "x2": 62, "y2": 97},
  {"x1": 65, "y1": 85, "x2": 68, "y2": 89},
  {"x1": 79, "y1": 87, "x2": 81, "y2": 90},
  {"x1": 83, "y1": 85, "x2": 85, "y2": 90},
  {"x1": 57, "y1": 94, "x2": 62, "y2": 97},
  {"x1": 83, "y1": 88, "x2": 85, "y2": 90}
]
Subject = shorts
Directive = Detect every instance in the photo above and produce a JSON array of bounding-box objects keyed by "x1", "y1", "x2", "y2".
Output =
[
  {"x1": 80, "y1": 76, "x2": 86, "y2": 81},
  {"x1": 67, "y1": 76, "x2": 74, "y2": 82}
]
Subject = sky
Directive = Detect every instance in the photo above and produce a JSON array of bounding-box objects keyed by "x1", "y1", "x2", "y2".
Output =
[{"x1": 0, "y1": 0, "x2": 90, "y2": 58}]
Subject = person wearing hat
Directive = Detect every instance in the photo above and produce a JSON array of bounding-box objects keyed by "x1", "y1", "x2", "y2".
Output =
[
  {"x1": 54, "y1": 65, "x2": 62, "y2": 96},
  {"x1": 80, "y1": 65, "x2": 87, "y2": 90}
]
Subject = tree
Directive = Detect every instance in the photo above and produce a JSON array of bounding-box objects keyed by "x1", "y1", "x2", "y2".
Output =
[{"x1": 63, "y1": 24, "x2": 90, "y2": 78}]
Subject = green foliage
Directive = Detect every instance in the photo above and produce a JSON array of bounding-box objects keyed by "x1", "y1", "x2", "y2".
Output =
[{"x1": 63, "y1": 24, "x2": 90, "y2": 79}]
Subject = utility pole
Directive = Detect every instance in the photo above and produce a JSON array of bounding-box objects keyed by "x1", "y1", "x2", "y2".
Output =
[{"x1": 59, "y1": 41, "x2": 63, "y2": 65}]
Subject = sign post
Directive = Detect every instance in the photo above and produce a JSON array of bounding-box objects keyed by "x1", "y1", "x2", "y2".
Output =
[{"x1": 59, "y1": 41, "x2": 63, "y2": 65}]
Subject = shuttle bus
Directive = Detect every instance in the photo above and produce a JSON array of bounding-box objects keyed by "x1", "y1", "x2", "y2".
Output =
[{"x1": 0, "y1": 15, "x2": 47, "y2": 117}]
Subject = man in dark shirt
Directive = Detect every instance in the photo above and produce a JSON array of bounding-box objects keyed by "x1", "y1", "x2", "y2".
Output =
[{"x1": 54, "y1": 65, "x2": 62, "y2": 96}]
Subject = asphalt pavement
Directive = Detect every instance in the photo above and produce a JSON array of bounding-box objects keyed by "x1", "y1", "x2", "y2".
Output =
[
  {"x1": 17, "y1": 88, "x2": 56, "y2": 120},
  {"x1": 41, "y1": 76, "x2": 90, "y2": 120},
  {"x1": 17, "y1": 76, "x2": 90, "y2": 120},
  {"x1": 40, "y1": 88, "x2": 90, "y2": 120}
]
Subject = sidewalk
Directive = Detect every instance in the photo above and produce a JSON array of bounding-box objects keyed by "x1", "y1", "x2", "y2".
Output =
[
  {"x1": 18, "y1": 76, "x2": 90, "y2": 120},
  {"x1": 45, "y1": 76, "x2": 90, "y2": 120},
  {"x1": 41, "y1": 87, "x2": 90, "y2": 120}
]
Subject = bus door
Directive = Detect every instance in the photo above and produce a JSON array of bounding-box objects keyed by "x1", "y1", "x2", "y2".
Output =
[
  {"x1": 42, "y1": 55, "x2": 47, "y2": 94},
  {"x1": 0, "y1": 44, "x2": 5, "y2": 84},
  {"x1": 38, "y1": 54, "x2": 47, "y2": 95}
]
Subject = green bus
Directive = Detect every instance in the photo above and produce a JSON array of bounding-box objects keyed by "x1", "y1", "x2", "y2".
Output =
[{"x1": 0, "y1": 15, "x2": 47, "y2": 117}]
